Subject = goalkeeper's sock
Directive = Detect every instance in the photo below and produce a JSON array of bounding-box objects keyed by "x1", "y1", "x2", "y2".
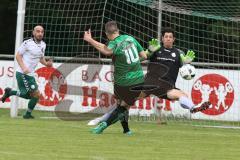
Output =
[
  {"x1": 121, "y1": 110, "x2": 130, "y2": 133},
  {"x1": 179, "y1": 96, "x2": 194, "y2": 110},
  {"x1": 106, "y1": 106, "x2": 127, "y2": 126}
]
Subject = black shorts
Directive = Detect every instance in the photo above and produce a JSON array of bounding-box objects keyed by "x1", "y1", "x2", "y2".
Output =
[
  {"x1": 144, "y1": 73, "x2": 175, "y2": 100},
  {"x1": 114, "y1": 83, "x2": 143, "y2": 106}
]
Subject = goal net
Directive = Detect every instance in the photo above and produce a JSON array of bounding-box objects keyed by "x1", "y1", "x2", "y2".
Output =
[{"x1": 12, "y1": 0, "x2": 240, "y2": 127}]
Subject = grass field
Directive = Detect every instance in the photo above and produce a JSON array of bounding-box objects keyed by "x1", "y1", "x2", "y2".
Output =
[{"x1": 0, "y1": 108, "x2": 240, "y2": 160}]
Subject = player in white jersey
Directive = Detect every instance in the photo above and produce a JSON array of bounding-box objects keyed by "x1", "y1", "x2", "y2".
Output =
[{"x1": 1, "y1": 25, "x2": 52, "y2": 119}]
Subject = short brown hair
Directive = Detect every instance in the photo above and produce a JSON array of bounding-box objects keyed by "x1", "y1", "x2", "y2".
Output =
[
  {"x1": 161, "y1": 27, "x2": 175, "y2": 38},
  {"x1": 105, "y1": 21, "x2": 119, "y2": 34}
]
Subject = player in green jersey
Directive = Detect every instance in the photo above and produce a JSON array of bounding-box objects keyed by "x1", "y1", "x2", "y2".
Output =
[{"x1": 84, "y1": 21, "x2": 147, "y2": 134}]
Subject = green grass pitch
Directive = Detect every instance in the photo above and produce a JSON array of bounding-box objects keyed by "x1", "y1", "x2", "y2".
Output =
[{"x1": 0, "y1": 108, "x2": 240, "y2": 160}]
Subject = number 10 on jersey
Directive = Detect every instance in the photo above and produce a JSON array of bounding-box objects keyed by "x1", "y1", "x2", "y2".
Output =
[{"x1": 124, "y1": 45, "x2": 139, "y2": 64}]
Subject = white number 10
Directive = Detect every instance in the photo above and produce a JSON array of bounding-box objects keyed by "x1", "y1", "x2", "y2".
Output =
[{"x1": 124, "y1": 44, "x2": 139, "y2": 64}]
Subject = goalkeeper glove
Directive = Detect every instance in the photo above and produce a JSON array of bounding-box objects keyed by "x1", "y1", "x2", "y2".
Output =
[
  {"x1": 148, "y1": 38, "x2": 161, "y2": 53},
  {"x1": 146, "y1": 38, "x2": 161, "y2": 58},
  {"x1": 180, "y1": 50, "x2": 195, "y2": 64}
]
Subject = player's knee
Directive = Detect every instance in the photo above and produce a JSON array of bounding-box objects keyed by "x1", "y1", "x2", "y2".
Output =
[
  {"x1": 138, "y1": 91, "x2": 147, "y2": 99},
  {"x1": 35, "y1": 92, "x2": 41, "y2": 99},
  {"x1": 167, "y1": 89, "x2": 187, "y2": 100},
  {"x1": 118, "y1": 100, "x2": 130, "y2": 109},
  {"x1": 120, "y1": 100, "x2": 127, "y2": 106},
  {"x1": 21, "y1": 92, "x2": 31, "y2": 99},
  {"x1": 30, "y1": 91, "x2": 41, "y2": 99}
]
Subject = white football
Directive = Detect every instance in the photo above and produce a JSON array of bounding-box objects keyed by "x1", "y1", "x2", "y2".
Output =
[{"x1": 179, "y1": 64, "x2": 196, "y2": 80}]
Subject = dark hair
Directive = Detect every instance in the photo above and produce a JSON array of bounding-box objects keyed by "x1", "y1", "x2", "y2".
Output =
[
  {"x1": 161, "y1": 27, "x2": 175, "y2": 37},
  {"x1": 105, "y1": 21, "x2": 119, "y2": 34}
]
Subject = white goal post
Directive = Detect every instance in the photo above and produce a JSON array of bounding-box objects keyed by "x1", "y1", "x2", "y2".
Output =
[{"x1": 11, "y1": 0, "x2": 26, "y2": 117}]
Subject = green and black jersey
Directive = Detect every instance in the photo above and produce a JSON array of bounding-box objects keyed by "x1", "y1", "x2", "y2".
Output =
[{"x1": 108, "y1": 35, "x2": 144, "y2": 86}]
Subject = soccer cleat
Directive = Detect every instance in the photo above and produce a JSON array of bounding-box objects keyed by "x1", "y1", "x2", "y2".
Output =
[
  {"x1": 91, "y1": 122, "x2": 107, "y2": 134},
  {"x1": 23, "y1": 114, "x2": 35, "y2": 119},
  {"x1": 123, "y1": 130, "x2": 133, "y2": 136},
  {"x1": 1, "y1": 87, "x2": 12, "y2": 103},
  {"x1": 190, "y1": 101, "x2": 211, "y2": 113},
  {"x1": 87, "y1": 118, "x2": 101, "y2": 126}
]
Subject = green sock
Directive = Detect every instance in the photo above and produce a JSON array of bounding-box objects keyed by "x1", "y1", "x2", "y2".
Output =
[
  {"x1": 106, "y1": 106, "x2": 127, "y2": 126},
  {"x1": 9, "y1": 90, "x2": 17, "y2": 96},
  {"x1": 26, "y1": 97, "x2": 39, "y2": 114},
  {"x1": 10, "y1": 90, "x2": 31, "y2": 99}
]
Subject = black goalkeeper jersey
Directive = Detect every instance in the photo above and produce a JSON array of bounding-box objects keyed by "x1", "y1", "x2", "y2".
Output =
[{"x1": 149, "y1": 47, "x2": 183, "y2": 85}]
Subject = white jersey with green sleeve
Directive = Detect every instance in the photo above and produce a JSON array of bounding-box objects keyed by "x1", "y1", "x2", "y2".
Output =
[{"x1": 16, "y1": 38, "x2": 46, "y2": 74}]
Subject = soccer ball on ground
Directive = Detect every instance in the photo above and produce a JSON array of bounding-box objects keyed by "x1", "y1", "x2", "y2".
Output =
[{"x1": 179, "y1": 64, "x2": 196, "y2": 80}]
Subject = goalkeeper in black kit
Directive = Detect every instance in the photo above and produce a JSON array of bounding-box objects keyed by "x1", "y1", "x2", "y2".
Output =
[{"x1": 142, "y1": 27, "x2": 210, "y2": 113}]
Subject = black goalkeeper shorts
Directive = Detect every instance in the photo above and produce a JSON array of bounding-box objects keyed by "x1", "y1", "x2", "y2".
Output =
[{"x1": 143, "y1": 73, "x2": 176, "y2": 100}]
